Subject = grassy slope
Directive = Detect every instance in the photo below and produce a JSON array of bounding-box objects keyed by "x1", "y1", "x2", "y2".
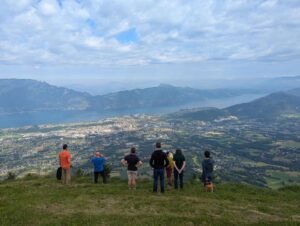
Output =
[{"x1": 0, "y1": 177, "x2": 299, "y2": 226}]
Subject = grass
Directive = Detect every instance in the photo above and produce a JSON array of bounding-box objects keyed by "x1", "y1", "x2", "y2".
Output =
[
  {"x1": 0, "y1": 176, "x2": 300, "y2": 226},
  {"x1": 265, "y1": 170, "x2": 300, "y2": 189}
]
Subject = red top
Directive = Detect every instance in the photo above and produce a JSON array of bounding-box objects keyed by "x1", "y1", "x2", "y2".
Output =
[{"x1": 58, "y1": 150, "x2": 71, "y2": 169}]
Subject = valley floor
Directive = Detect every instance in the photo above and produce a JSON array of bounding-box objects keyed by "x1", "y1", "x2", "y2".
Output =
[{"x1": 0, "y1": 176, "x2": 299, "y2": 226}]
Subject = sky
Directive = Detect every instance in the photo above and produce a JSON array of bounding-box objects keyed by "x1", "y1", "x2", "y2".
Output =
[{"x1": 0, "y1": 0, "x2": 300, "y2": 90}]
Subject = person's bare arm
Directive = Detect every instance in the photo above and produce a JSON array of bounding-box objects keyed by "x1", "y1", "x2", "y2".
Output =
[
  {"x1": 121, "y1": 159, "x2": 127, "y2": 166},
  {"x1": 179, "y1": 161, "x2": 186, "y2": 174},
  {"x1": 136, "y1": 160, "x2": 143, "y2": 168},
  {"x1": 173, "y1": 161, "x2": 179, "y2": 172}
]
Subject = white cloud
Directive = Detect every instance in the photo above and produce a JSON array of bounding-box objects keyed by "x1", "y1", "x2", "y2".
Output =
[
  {"x1": 84, "y1": 37, "x2": 104, "y2": 49},
  {"x1": 0, "y1": 0, "x2": 299, "y2": 67},
  {"x1": 38, "y1": 0, "x2": 59, "y2": 16},
  {"x1": 260, "y1": 0, "x2": 278, "y2": 9}
]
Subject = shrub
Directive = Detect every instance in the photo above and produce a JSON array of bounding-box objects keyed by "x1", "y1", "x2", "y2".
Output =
[
  {"x1": 190, "y1": 173, "x2": 199, "y2": 184},
  {"x1": 24, "y1": 173, "x2": 40, "y2": 180},
  {"x1": 75, "y1": 168, "x2": 85, "y2": 177},
  {"x1": 278, "y1": 185, "x2": 300, "y2": 192},
  {"x1": 7, "y1": 172, "x2": 16, "y2": 180},
  {"x1": 104, "y1": 164, "x2": 111, "y2": 178}
]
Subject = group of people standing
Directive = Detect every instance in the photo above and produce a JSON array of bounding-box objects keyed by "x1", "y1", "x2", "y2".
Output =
[
  {"x1": 148, "y1": 142, "x2": 186, "y2": 192},
  {"x1": 58, "y1": 142, "x2": 214, "y2": 192}
]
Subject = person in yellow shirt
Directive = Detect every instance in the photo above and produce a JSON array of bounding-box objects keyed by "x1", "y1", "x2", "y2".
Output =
[{"x1": 165, "y1": 151, "x2": 174, "y2": 187}]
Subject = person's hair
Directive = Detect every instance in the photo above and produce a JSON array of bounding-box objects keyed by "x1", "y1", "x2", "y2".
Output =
[
  {"x1": 63, "y1": 144, "x2": 68, "y2": 150},
  {"x1": 204, "y1": 150, "x2": 210, "y2": 158},
  {"x1": 175, "y1": 149, "x2": 183, "y2": 157},
  {"x1": 130, "y1": 147, "x2": 136, "y2": 153},
  {"x1": 156, "y1": 142, "x2": 161, "y2": 149}
]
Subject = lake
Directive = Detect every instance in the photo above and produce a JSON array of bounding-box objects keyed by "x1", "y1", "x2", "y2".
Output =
[{"x1": 0, "y1": 94, "x2": 263, "y2": 129}]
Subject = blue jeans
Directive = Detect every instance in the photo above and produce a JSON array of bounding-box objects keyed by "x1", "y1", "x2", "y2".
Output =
[
  {"x1": 174, "y1": 170, "x2": 184, "y2": 189},
  {"x1": 153, "y1": 169, "x2": 165, "y2": 193}
]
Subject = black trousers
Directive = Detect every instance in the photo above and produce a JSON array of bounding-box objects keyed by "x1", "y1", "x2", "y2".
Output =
[
  {"x1": 174, "y1": 170, "x2": 184, "y2": 189},
  {"x1": 94, "y1": 171, "x2": 107, "y2": 184}
]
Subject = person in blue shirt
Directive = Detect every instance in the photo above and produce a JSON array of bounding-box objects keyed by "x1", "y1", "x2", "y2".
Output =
[{"x1": 91, "y1": 151, "x2": 107, "y2": 184}]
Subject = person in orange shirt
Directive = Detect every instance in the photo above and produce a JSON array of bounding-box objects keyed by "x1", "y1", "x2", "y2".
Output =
[{"x1": 58, "y1": 144, "x2": 71, "y2": 185}]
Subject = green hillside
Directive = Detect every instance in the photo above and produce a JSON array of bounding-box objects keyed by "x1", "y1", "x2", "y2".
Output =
[{"x1": 1, "y1": 176, "x2": 299, "y2": 226}]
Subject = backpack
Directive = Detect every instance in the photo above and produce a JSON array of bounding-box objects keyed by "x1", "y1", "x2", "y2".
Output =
[{"x1": 56, "y1": 167, "x2": 62, "y2": 180}]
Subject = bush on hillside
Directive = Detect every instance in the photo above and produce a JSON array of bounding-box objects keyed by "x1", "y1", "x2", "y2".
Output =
[
  {"x1": 6, "y1": 172, "x2": 16, "y2": 180},
  {"x1": 75, "y1": 168, "x2": 85, "y2": 177},
  {"x1": 189, "y1": 173, "x2": 199, "y2": 184},
  {"x1": 24, "y1": 173, "x2": 40, "y2": 180},
  {"x1": 278, "y1": 185, "x2": 300, "y2": 192},
  {"x1": 104, "y1": 164, "x2": 111, "y2": 178}
]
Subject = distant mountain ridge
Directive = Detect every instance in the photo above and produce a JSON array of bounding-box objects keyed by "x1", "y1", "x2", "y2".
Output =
[
  {"x1": 0, "y1": 79, "x2": 256, "y2": 115},
  {"x1": 228, "y1": 90, "x2": 300, "y2": 119},
  {"x1": 257, "y1": 76, "x2": 300, "y2": 92},
  {"x1": 91, "y1": 84, "x2": 254, "y2": 111},
  {"x1": 0, "y1": 79, "x2": 91, "y2": 114},
  {"x1": 172, "y1": 88, "x2": 300, "y2": 121}
]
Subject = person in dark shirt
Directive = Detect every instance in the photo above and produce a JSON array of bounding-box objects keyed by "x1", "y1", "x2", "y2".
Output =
[
  {"x1": 201, "y1": 150, "x2": 214, "y2": 192},
  {"x1": 149, "y1": 142, "x2": 169, "y2": 193},
  {"x1": 173, "y1": 149, "x2": 186, "y2": 190},
  {"x1": 121, "y1": 147, "x2": 142, "y2": 189}
]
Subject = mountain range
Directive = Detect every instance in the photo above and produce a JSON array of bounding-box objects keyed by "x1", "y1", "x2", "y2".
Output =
[
  {"x1": 0, "y1": 79, "x2": 257, "y2": 115},
  {"x1": 0, "y1": 79, "x2": 90, "y2": 114},
  {"x1": 188, "y1": 75, "x2": 300, "y2": 92},
  {"x1": 228, "y1": 89, "x2": 300, "y2": 119},
  {"x1": 172, "y1": 88, "x2": 300, "y2": 120},
  {"x1": 64, "y1": 75, "x2": 300, "y2": 94},
  {"x1": 0, "y1": 79, "x2": 300, "y2": 128}
]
